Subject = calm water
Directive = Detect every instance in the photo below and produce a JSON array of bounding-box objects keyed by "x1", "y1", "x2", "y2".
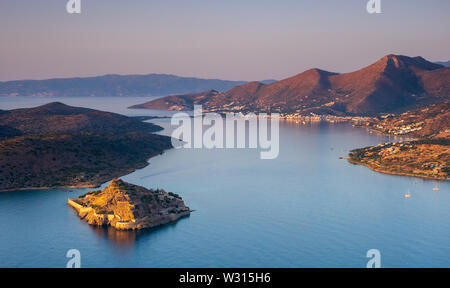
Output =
[{"x1": 0, "y1": 97, "x2": 449, "y2": 268}]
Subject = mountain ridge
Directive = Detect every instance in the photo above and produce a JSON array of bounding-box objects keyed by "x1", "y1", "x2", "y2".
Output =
[
  {"x1": 131, "y1": 55, "x2": 450, "y2": 115},
  {"x1": 435, "y1": 61, "x2": 450, "y2": 67},
  {"x1": 0, "y1": 74, "x2": 247, "y2": 97}
]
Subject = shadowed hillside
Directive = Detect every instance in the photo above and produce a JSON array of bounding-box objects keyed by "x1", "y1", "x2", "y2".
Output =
[
  {"x1": 436, "y1": 61, "x2": 450, "y2": 67},
  {"x1": 0, "y1": 103, "x2": 172, "y2": 191},
  {"x1": 0, "y1": 102, "x2": 163, "y2": 135}
]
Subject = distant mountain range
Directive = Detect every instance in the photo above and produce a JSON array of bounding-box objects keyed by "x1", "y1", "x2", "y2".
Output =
[
  {"x1": 436, "y1": 61, "x2": 450, "y2": 67},
  {"x1": 132, "y1": 55, "x2": 450, "y2": 115},
  {"x1": 0, "y1": 74, "x2": 250, "y2": 97}
]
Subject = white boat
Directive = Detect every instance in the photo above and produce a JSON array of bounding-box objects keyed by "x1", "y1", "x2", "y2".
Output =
[{"x1": 405, "y1": 189, "x2": 411, "y2": 198}]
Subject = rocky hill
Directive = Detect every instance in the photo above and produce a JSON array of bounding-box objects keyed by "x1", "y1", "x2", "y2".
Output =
[
  {"x1": 0, "y1": 132, "x2": 171, "y2": 191},
  {"x1": 68, "y1": 179, "x2": 190, "y2": 230},
  {"x1": 0, "y1": 74, "x2": 245, "y2": 97},
  {"x1": 130, "y1": 90, "x2": 221, "y2": 111},
  {"x1": 132, "y1": 55, "x2": 450, "y2": 115},
  {"x1": 0, "y1": 103, "x2": 172, "y2": 191},
  {"x1": 0, "y1": 102, "x2": 163, "y2": 135}
]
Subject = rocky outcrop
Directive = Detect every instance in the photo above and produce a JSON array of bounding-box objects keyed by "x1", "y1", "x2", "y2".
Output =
[{"x1": 68, "y1": 179, "x2": 191, "y2": 230}]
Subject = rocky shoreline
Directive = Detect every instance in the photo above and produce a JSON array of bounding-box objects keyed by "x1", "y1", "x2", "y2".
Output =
[
  {"x1": 68, "y1": 179, "x2": 191, "y2": 231},
  {"x1": 349, "y1": 140, "x2": 449, "y2": 181},
  {"x1": 348, "y1": 158, "x2": 449, "y2": 181}
]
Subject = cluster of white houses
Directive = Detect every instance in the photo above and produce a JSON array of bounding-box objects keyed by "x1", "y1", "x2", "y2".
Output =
[
  {"x1": 279, "y1": 113, "x2": 371, "y2": 124},
  {"x1": 374, "y1": 121, "x2": 424, "y2": 135}
]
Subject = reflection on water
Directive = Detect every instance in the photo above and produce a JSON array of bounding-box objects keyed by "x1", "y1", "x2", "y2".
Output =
[
  {"x1": 88, "y1": 215, "x2": 191, "y2": 249},
  {"x1": 90, "y1": 226, "x2": 137, "y2": 249}
]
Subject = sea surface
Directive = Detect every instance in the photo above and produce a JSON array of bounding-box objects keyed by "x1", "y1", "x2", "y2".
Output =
[{"x1": 0, "y1": 97, "x2": 449, "y2": 268}]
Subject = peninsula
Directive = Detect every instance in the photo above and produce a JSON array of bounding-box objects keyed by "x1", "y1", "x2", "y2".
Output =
[
  {"x1": 0, "y1": 102, "x2": 173, "y2": 191},
  {"x1": 349, "y1": 103, "x2": 449, "y2": 180},
  {"x1": 349, "y1": 139, "x2": 449, "y2": 180},
  {"x1": 68, "y1": 179, "x2": 190, "y2": 230}
]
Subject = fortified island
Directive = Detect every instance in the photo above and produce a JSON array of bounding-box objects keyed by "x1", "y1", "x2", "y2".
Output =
[{"x1": 68, "y1": 179, "x2": 191, "y2": 230}]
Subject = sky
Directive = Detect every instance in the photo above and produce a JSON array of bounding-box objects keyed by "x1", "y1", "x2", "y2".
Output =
[{"x1": 0, "y1": 0, "x2": 449, "y2": 82}]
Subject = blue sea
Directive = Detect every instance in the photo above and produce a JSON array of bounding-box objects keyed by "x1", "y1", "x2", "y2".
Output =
[{"x1": 0, "y1": 97, "x2": 449, "y2": 268}]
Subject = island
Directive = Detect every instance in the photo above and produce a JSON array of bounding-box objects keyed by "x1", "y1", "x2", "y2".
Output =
[
  {"x1": 68, "y1": 179, "x2": 190, "y2": 230},
  {"x1": 0, "y1": 102, "x2": 173, "y2": 191}
]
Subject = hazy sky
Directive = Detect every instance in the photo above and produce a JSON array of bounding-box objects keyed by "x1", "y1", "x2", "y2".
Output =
[{"x1": 1, "y1": 0, "x2": 449, "y2": 81}]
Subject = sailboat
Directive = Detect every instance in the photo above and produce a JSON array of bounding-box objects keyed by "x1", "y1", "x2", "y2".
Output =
[
  {"x1": 405, "y1": 190, "x2": 411, "y2": 198},
  {"x1": 433, "y1": 182, "x2": 440, "y2": 191}
]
